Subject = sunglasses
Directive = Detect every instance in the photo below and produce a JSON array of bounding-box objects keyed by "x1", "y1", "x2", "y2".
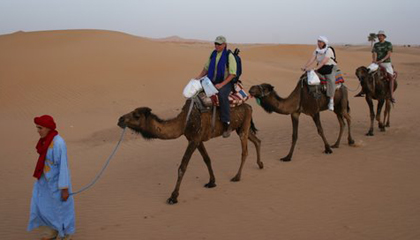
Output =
[{"x1": 214, "y1": 42, "x2": 222, "y2": 46}]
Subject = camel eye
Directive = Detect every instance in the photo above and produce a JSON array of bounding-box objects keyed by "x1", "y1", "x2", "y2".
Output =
[{"x1": 133, "y1": 112, "x2": 140, "y2": 119}]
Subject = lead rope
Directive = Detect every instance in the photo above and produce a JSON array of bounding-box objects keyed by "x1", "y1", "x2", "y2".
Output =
[
  {"x1": 70, "y1": 127, "x2": 127, "y2": 196},
  {"x1": 185, "y1": 98, "x2": 195, "y2": 127}
]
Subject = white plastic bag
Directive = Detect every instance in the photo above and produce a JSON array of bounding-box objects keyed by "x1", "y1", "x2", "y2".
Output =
[
  {"x1": 307, "y1": 70, "x2": 320, "y2": 85},
  {"x1": 367, "y1": 63, "x2": 379, "y2": 72},
  {"x1": 201, "y1": 76, "x2": 219, "y2": 97},
  {"x1": 183, "y1": 79, "x2": 203, "y2": 98}
]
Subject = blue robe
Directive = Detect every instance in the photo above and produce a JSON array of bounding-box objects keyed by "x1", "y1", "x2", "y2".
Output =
[{"x1": 28, "y1": 135, "x2": 75, "y2": 237}]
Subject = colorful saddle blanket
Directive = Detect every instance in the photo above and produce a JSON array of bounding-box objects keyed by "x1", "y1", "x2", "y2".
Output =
[
  {"x1": 210, "y1": 83, "x2": 250, "y2": 107},
  {"x1": 317, "y1": 71, "x2": 345, "y2": 85}
]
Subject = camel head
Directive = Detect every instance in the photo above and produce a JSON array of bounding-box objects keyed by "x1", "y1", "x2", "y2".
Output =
[
  {"x1": 118, "y1": 107, "x2": 157, "y2": 139},
  {"x1": 248, "y1": 83, "x2": 274, "y2": 98},
  {"x1": 355, "y1": 66, "x2": 369, "y2": 82}
]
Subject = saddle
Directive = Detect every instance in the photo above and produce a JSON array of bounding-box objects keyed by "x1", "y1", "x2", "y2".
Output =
[
  {"x1": 186, "y1": 82, "x2": 250, "y2": 131},
  {"x1": 308, "y1": 71, "x2": 345, "y2": 99},
  {"x1": 194, "y1": 82, "x2": 250, "y2": 112},
  {"x1": 369, "y1": 66, "x2": 397, "y2": 81}
]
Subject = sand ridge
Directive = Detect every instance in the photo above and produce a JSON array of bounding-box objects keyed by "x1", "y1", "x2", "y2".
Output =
[{"x1": 1, "y1": 30, "x2": 419, "y2": 240}]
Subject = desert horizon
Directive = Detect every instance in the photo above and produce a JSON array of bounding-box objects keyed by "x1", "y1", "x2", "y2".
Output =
[{"x1": 1, "y1": 29, "x2": 420, "y2": 240}]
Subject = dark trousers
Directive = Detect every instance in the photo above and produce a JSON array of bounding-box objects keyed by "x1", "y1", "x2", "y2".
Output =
[{"x1": 218, "y1": 82, "x2": 233, "y2": 123}]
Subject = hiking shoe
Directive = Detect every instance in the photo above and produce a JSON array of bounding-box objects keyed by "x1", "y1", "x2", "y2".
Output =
[
  {"x1": 222, "y1": 122, "x2": 231, "y2": 138},
  {"x1": 328, "y1": 101, "x2": 334, "y2": 111}
]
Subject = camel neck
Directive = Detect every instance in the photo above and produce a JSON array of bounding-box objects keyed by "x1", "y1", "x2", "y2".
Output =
[
  {"x1": 262, "y1": 84, "x2": 301, "y2": 115},
  {"x1": 144, "y1": 103, "x2": 189, "y2": 140}
]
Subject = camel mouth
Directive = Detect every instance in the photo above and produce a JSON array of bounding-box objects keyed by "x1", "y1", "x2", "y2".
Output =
[
  {"x1": 117, "y1": 117, "x2": 127, "y2": 129},
  {"x1": 248, "y1": 88, "x2": 260, "y2": 97}
]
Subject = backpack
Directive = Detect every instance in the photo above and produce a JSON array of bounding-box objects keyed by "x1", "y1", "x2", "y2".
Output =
[
  {"x1": 209, "y1": 48, "x2": 243, "y2": 83},
  {"x1": 227, "y1": 48, "x2": 242, "y2": 83},
  {"x1": 329, "y1": 46, "x2": 337, "y2": 63}
]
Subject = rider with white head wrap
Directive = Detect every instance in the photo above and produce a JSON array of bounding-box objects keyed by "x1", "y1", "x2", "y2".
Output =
[{"x1": 302, "y1": 36, "x2": 338, "y2": 111}]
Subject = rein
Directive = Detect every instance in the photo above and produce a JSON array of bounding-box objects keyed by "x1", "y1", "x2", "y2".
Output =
[{"x1": 70, "y1": 127, "x2": 127, "y2": 196}]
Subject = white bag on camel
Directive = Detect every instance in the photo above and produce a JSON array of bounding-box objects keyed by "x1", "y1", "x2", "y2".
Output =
[
  {"x1": 307, "y1": 70, "x2": 321, "y2": 85},
  {"x1": 367, "y1": 63, "x2": 379, "y2": 72},
  {"x1": 201, "y1": 76, "x2": 219, "y2": 97},
  {"x1": 183, "y1": 78, "x2": 203, "y2": 98}
]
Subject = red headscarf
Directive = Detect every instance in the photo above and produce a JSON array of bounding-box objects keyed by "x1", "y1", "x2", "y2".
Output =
[{"x1": 33, "y1": 115, "x2": 58, "y2": 179}]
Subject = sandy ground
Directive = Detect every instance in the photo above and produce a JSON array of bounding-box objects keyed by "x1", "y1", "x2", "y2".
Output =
[{"x1": 1, "y1": 30, "x2": 420, "y2": 240}]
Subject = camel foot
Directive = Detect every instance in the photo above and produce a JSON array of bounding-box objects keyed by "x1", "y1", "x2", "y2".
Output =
[
  {"x1": 204, "y1": 182, "x2": 216, "y2": 188},
  {"x1": 366, "y1": 131, "x2": 374, "y2": 136},
  {"x1": 280, "y1": 156, "x2": 292, "y2": 162},
  {"x1": 167, "y1": 197, "x2": 178, "y2": 205},
  {"x1": 348, "y1": 139, "x2": 355, "y2": 145},
  {"x1": 324, "y1": 148, "x2": 333, "y2": 154},
  {"x1": 331, "y1": 143, "x2": 340, "y2": 149},
  {"x1": 385, "y1": 123, "x2": 390, "y2": 128},
  {"x1": 257, "y1": 161, "x2": 264, "y2": 169},
  {"x1": 231, "y1": 175, "x2": 241, "y2": 182},
  {"x1": 380, "y1": 128, "x2": 386, "y2": 132}
]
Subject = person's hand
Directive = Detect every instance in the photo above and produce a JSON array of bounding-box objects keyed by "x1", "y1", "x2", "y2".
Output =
[
  {"x1": 61, "y1": 189, "x2": 69, "y2": 201},
  {"x1": 215, "y1": 83, "x2": 223, "y2": 90}
]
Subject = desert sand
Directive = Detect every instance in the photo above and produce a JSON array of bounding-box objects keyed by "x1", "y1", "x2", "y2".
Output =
[{"x1": 1, "y1": 30, "x2": 419, "y2": 240}]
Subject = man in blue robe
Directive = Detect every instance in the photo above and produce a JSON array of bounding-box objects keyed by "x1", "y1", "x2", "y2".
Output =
[{"x1": 28, "y1": 115, "x2": 75, "y2": 240}]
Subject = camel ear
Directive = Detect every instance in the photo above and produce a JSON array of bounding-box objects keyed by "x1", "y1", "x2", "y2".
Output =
[
  {"x1": 141, "y1": 107, "x2": 152, "y2": 118},
  {"x1": 135, "y1": 107, "x2": 152, "y2": 118}
]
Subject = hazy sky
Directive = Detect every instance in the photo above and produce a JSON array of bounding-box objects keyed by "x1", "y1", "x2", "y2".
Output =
[{"x1": 1, "y1": 0, "x2": 419, "y2": 45}]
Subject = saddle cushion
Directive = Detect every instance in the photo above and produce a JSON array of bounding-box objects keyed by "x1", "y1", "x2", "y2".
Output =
[{"x1": 210, "y1": 83, "x2": 250, "y2": 107}]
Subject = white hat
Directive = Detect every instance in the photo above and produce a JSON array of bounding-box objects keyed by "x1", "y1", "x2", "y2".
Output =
[
  {"x1": 317, "y1": 36, "x2": 329, "y2": 45},
  {"x1": 377, "y1": 30, "x2": 387, "y2": 37},
  {"x1": 215, "y1": 35, "x2": 227, "y2": 44}
]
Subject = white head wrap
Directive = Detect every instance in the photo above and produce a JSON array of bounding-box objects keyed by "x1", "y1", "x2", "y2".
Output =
[
  {"x1": 316, "y1": 36, "x2": 329, "y2": 55},
  {"x1": 318, "y1": 36, "x2": 329, "y2": 45}
]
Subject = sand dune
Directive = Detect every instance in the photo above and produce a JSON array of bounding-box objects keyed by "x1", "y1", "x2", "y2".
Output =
[{"x1": 1, "y1": 30, "x2": 419, "y2": 240}]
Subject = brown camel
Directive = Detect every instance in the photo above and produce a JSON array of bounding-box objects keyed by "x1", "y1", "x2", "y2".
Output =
[
  {"x1": 118, "y1": 100, "x2": 263, "y2": 204},
  {"x1": 355, "y1": 66, "x2": 398, "y2": 136},
  {"x1": 249, "y1": 75, "x2": 355, "y2": 161}
]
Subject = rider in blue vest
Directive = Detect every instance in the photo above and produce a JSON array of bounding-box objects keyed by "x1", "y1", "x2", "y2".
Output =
[{"x1": 195, "y1": 36, "x2": 237, "y2": 138}]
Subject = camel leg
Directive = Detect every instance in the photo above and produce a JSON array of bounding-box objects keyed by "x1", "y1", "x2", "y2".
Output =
[
  {"x1": 365, "y1": 96, "x2": 375, "y2": 136},
  {"x1": 282, "y1": 112, "x2": 300, "y2": 162},
  {"x1": 248, "y1": 132, "x2": 263, "y2": 169},
  {"x1": 376, "y1": 99, "x2": 386, "y2": 132},
  {"x1": 167, "y1": 141, "x2": 198, "y2": 205},
  {"x1": 340, "y1": 87, "x2": 355, "y2": 145},
  {"x1": 312, "y1": 113, "x2": 333, "y2": 154},
  {"x1": 331, "y1": 113, "x2": 345, "y2": 148},
  {"x1": 231, "y1": 129, "x2": 250, "y2": 182},
  {"x1": 343, "y1": 111, "x2": 355, "y2": 145},
  {"x1": 197, "y1": 142, "x2": 216, "y2": 188},
  {"x1": 384, "y1": 99, "x2": 391, "y2": 127}
]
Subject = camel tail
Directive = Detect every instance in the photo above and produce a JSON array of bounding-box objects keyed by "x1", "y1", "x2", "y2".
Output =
[{"x1": 250, "y1": 118, "x2": 258, "y2": 134}]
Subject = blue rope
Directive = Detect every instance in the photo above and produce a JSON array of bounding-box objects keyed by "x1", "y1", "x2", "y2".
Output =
[{"x1": 70, "y1": 127, "x2": 127, "y2": 196}]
